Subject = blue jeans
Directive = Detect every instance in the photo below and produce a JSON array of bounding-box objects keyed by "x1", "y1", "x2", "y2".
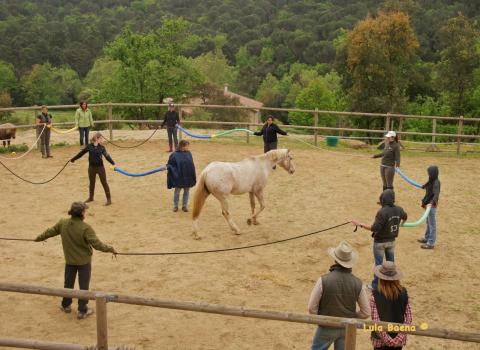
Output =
[
  {"x1": 167, "y1": 127, "x2": 178, "y2": 150},
  {"x1": 424, "y1": 207, "x2": 437, "y2": 246},
  {"x1": 79, "y1": 127, "x2": 90, "y2": 146},
  {"x1": 372, "y1": 241, "x2": 395, "y2": 289},
  {"x1": 311, "y1": 327, "x2": 345, "y2": 350},
  {"x1": 174, "y1": 187, "x2": 189, "y2": 208}
]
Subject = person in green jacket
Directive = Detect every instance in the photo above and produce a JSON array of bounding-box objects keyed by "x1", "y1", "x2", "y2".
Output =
[
  {"x1": 75, "y1": 101, "x2": 94, "y2": 148},
  {"x1": 34, "y1": 202, "x2": 117, "y2": 319}
]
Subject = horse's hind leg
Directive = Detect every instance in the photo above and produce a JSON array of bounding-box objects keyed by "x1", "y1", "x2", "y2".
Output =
[
  {"x1": 247, "y1": 192, "x2": 256, "y2": 225},
  {"x1": 216, "y1": 194, "x2": 240, "y2": 234}
]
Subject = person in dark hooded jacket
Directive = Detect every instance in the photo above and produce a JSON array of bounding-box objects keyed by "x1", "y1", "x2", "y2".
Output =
[
  {"x1": 417, "y1": 166, "x2": 440, "y2": 249},
  {"x1": 254, "y1": 115, "x2": 288, "y2": 153},
  {"x1": 352, "y1": 189, "x2": 407, "y2": 290},
  {"x1": 167, "y1": 140, "x2": 196, "y2": 212}
]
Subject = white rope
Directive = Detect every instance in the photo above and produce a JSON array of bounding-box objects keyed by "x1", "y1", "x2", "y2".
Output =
[
  {"x1": 287, "y1": 134, "x2": 368, "y2": 158},
  {"x1": 0, "y1": 125, "x2": 46, "y2": 160}
]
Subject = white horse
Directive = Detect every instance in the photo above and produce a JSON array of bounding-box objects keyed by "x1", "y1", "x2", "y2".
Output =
[{"x1": 192, "y1": 149, "x2": 295, "y2": 239}]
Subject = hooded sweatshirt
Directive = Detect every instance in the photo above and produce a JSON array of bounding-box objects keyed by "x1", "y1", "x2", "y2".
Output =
[
  {"x1": 421, "y1": 166, "x2": 440, "y2": 208},
  {"x1": 373, "y1": 141, "x2": 401, "y2": 167},
  {"x1": 371, "y1": 190, "x2": 408, "y2": 243}
]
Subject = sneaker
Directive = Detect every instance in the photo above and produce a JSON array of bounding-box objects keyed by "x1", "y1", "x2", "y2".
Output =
[
  {"x1": 77, "y1": 308, "x2": 94, "y2": 320},
  {"x1": 60, "y1": 305, "x2": 71, "y2": 314},
  {"x1": 182, "y1": 207, "x2": 188, "y2": 212},
  {"x1": 173, "y1": 207, "x2": 178, "y2": 212},
  {"x1": 105, "y1": 199, "x2": 112, "y2": 206},
  {"x1": 85, "y1": 198, "x2": 94, "y2": 203},
  {"x1": 417, "y1": 238, "x2": 427, "y2": 243},
  {"x1": 421, "y1": 244, "x2": 434, "y2": 249}
]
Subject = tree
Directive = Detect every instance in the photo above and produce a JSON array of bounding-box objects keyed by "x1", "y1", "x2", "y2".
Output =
[
  {"x1": 437, "y1": 14, "x2": 480, "y2": 116},
  {"x1": 0, "y1": 61, "x2": 17, "y2": 94}
]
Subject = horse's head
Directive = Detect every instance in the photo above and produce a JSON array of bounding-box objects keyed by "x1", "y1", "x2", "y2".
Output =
[{"x1": 277, "y1": 149, "x2": 295, "y2": 174}]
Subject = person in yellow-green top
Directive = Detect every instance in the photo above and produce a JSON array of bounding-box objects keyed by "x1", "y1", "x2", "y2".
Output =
[
  {"x1": 34, "y1": 202, "x2": 117, "y2": 319},
  {"x1": 75, "y1": 101, "x2": 94, "y2": 148}
]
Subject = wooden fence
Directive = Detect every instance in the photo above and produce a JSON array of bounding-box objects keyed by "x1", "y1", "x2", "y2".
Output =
[
  {"x1": 1, "y1": 103, "x2": 480, "y2": 155},
  {"x1": 0, "y1": 282, "x2": 479, "y2": 350}
]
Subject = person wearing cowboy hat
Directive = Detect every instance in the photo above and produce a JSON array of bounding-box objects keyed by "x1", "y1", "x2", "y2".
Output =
[
  {"x1": 373, "y1": 131, "x2": 401, "y2": 191},
  {"x1": 308, "y1": 241, "x2": 369, "y2": 350},
  {"x1": 370, "y1": 261, "x2": 413, "y2": 350},
  {"x1": 161, "y1": 103, "x2": 180, "y2": 152},
  {"x1": 34, "y1": 202, "x2": 117, "y2": 319},
  {"x1": 352, "y1": 189, "x2": 407, "y2": 291}
]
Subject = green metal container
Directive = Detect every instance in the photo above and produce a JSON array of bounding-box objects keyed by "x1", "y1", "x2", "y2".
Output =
[{"x1": 326, "y1": 136, "x2": 339, "y2": 147}]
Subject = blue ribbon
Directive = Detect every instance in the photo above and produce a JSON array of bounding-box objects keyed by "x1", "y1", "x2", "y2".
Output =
[
  {"x1": 395, "y1": 167, "x2": 423, "y2": 189},
  {"x1": 114, "y1": 165, "x2": 167, "y2": 177},
  {"x1": 176, "y1": 124, "x2": 211, "y2": 139}
]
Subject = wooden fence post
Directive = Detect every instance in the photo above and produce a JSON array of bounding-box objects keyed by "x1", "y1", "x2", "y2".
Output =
[
  {"x1": 314, "y1": 108, "x2": 319, "y2": 146},
  {"x1": 344, "y1": 320, "x2": 357, "y2": 350},
  {"x1": 108, "y1": 102, "x2": 113, "y2": 141},
  {"x1": 385, "y1": 113, "x2": 391, "y2": 132},
  {"x1": 96, "y1": 296, "x2": 108, "y2": 350},
  {"x1": 432, "y1": 118, "x2": 437, "y2": 144},
  {"x1": 456, "y1": 115, "x2": 464, "y2": 156},
  {"x1": 246, "y1": 124, "x2": 250, "y2": 144}
]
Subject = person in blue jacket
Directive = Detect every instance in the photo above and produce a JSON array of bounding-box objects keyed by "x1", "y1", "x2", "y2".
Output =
[{"x1": 167, "y1": 140, "x2": 196, "y2": 212}]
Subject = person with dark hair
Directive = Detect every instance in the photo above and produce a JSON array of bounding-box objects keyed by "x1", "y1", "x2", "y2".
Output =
[
  {"x1": 373, "y1": 131, "x2": 401, "y2": 191},
  {"x1": 75, "y1": 101, "x2": 94, "y2": 148},
  {"x1": 351, "y1": 189, "x2": 407, "y2": 290},
  {"x1": 167, "y1": 139, "x2": 196, "y2": 212},
  {"x1": 418, "y1": 165, "x2": 440, "y2": 249},
  {"x1": 254, "y1": 115, "x2": 288, "y2": 153},
  {"x1": 370, "y1": 261, "x2": 413, "y2": 350},
  {"x1": 161, "y1": 103, "x2": 180, "y2": 152},
  {"x1": 308, "y1": 241, "x2": 369, "y2": 350},
  {"x1": 70, "y1": 132, "x2": 115, "y2": 206},
  {"x1": 34, "y1": 202, "x2": 117, "y2": 319},
  {"x1": 36, "y1": 105, "x2": 52, "y2": 158}
]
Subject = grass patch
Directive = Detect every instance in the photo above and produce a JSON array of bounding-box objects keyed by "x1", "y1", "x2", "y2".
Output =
[{"x1": 0, "y1": 144, "x2": 28, "y2": 153}]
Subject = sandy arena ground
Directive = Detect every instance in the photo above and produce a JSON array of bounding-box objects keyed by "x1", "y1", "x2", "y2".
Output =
[{"x1": 0, "y1": 129, "x2": 479, "y2": 350}]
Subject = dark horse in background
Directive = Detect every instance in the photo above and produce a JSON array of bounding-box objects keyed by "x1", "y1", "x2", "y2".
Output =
[{"x1": 0, "y1": 123, "x2": 17, "y2": 146}]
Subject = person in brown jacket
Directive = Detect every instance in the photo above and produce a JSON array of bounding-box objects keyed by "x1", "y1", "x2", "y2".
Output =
[{"x1": 35, "y1": 202, "x2": 117, "y2": 319}]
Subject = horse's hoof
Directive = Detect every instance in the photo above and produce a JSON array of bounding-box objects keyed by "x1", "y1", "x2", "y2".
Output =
[{"x1": 247, "y1": 218, "x2": 252, "y2": 225}]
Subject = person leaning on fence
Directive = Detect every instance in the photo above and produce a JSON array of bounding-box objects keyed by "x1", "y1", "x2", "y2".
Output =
[
  {"x1": 167, "y1": 140, "x2": 196, "y2": 212},
  {"x1": 370, "y1": 261, "x2": 412, "y2": 350},
  {"x1": 161, "y1": 103, "x2": 180, "y2": 152},
  {"x1": 36, "y1": 105, "x2": 53, "y2": 158},
  {"x1": 70, "y1": 132, "x2": 115, "y2": 206},
  {"x1": 308, "y1": 241, "x2": 369, "y2": 350},
  {"x1": 254, "y1": 115, "x2": 288, "y2": 153},
  {"x1": 351, "y1": 189, "x2": 407, "y2": 291},
  {"x1": 373, "y1": 131, "x2": 401, "y2": 191},
  {"x1": 34, "y1": 202, "x2": 117, "y2": 319},
  {"x1": 417, "y1": 165, "x2": 440, "y2": 250},
  {"x1": 75, "y1": 101, "x2": 94, "y2": 148}
]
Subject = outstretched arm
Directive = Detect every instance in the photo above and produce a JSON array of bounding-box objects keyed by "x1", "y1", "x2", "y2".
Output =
[
  {"x1": 275, "y1": 125, "x2": 287, "y2": 135},
  {"x1": 102, "y1": 147, "x2": 115, "y2": 165},
  {"x1": 70, "y1": 147, "x2": 89, "y2": 162},
  {"x1": 254, "y1": 125, "x2": 265, "y2": 136},
  {"x1": 84, "y1": 227, "x2": 116, "y2": 254},
  {"x1": 35, "y1": 221, "x2": 62, "y2": 242}
]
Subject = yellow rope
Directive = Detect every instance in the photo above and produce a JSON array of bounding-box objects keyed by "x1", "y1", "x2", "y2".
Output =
[{"x1": 49, "y1": 125, "x2": 78, "y2": 134}]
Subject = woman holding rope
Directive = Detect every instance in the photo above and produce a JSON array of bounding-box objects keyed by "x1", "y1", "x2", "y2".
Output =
[
  {"x1": 70, "y1": 132, "x2": 115, "y2": 206},
  {"x1": 373, "y1": 131, "x2": 401, "y2": 191},
  {"x1": 36, "y1": 105, "x2": 52, "y2": 159},
  {"x1": 254, "y1": 115, "x2": 288, "y2": 153}
]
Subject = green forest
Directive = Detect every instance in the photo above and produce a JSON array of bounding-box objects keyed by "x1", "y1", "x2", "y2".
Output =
[{"x1": 1, "y1": 0, "x2": 480, "y2": 134}]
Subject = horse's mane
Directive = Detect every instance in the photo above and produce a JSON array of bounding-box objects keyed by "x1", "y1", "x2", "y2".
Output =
[{"x1": 256, "y1": 149, "x2": 288, "y2": 162}]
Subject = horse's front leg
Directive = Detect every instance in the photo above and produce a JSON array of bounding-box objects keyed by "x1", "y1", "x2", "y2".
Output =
[
  {"x1": 247, "y1": 192, "x2": 256, "y2": 225},
  {"x1": 250, "y1": 190, "x2": 265, "y2": 225},
  {"x1": 218, "y1": 195, "x2": 241, "y2": 234}
]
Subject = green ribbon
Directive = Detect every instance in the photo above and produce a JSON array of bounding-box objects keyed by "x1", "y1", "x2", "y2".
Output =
[
  {"x1": 401, "y1": 205, "x2": 431, "y2": 227},
  {"x1": 212, "y1": 128, "x2": 254, "y2": 138}
]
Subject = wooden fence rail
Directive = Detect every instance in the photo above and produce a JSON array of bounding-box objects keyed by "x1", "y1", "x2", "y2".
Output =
[{"x1": 0, "y1": 282, "x2": 479, "y2": 350}]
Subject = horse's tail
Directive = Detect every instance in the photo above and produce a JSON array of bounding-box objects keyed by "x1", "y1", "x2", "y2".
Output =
[{"x1": 192, "y1": 171, "x2": 210, "y2": 233}]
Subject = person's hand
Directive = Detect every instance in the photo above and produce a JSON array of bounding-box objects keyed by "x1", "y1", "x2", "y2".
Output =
[
  {"x1": 70, "y1": 159, "x2": 75, "y2": 163},
  {"x1": 371, "y1": 155, "x2": 376, "y2": 159},
  {"x1": 351, "y1": 220, "x2": 362, "y2": 227},
  {"x1": 34, "y1": 237, "x2": 42, "y2": 242}
]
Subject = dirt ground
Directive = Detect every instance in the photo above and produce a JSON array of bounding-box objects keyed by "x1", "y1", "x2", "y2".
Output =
[{"x1": 0, "y1": 129, "x2": 479, "y2": 350}]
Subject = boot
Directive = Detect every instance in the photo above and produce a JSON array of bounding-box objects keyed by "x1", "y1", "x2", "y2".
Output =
[
  {"x1": 105, "y1": 194, "x2": 112, "y2": 206},
  {"x1": 85, "y1": 197, "x2": 94, "y2": 203}
]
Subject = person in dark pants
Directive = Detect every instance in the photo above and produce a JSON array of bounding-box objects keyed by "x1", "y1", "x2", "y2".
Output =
[
  {"x1": 351, "y1": 189, "x2": 407, "y2": 290},
  {"x1": 34, "y1": 202, "x2": 117, "y2": 319},
  {"x1": 370, "y1": 261, "x2": 412, "y2": 350},
  {"x1": 373, "y1": 131, "x2": 401, "y2": 191},
  {"x1": 167, "y1": 140, "x2": 196, "y2": 212},
  {"x1": 308, "y1": 241, "x2": 369, "y2": 350},
  {"x1": 75, "y1": 101, "x2": 94, "y2": 148},
  {"x1": 161, "y1": 103, "x2": 180, "y2": 152},
  {"x1": 254, "y1": 116, "x2": 288, "y2": 153},
  {"x1": 418, "y1": 165, "x2": 441, "y2": 249},
  {"x1": 71, "y1": 132, "x2": 115, "y2": 206},
  {"x1": 36, "y1": 105, "x2": 52, "y2": 158}
]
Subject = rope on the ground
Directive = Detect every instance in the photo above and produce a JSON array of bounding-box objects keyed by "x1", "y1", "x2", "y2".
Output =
[
  {"x1": 49, "y1": 125, "x2": 78, "y2": 134},
  {"x1": 116, "y1": 221, "x2": 351, "y2": 256},
  {"x1": 395, "y1": 167, "x2": 423, "y2": 189},
  {"x1": 0, "y1": 125, "x2": 46, "y2": 160},
  {"x1": 0, "y1": 159, "x2": 70, "y2": 185},
  {"x1": 99, "y1": 128, "x2": 158, "y2": 149},
  {"x1": 401, "y1": 205, "x2": 431, "y2": 227},
  {"x1": 113, "y1": 165, "x2": 167, "y2": 177}
]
